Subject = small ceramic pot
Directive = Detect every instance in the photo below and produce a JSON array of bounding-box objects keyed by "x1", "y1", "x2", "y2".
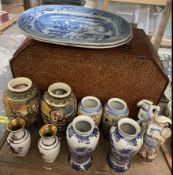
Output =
[
  {"x1": 66, "y1": 115, "x2": 100, "y2": 171},
  {"x1": 7, "y1": 118, "x2": 31, "y2": 157},
  {"x1": 41, "y1": 82, "x2": 77, "y2": 137},
  {"x1": 3, "y1": 77, "x2": 40, "y2": 127},
  {"x1": 38, "y1": 124, "x2": 60, "y2": 163},
  {"x1": 102, "y1": 98, "x2": 129, "y2": 138},
  {"x1": 108, "y1": 118, "x2": 143, "y2": 172},
  {"x1": 77, "y1": 96, "x2": 103, "y2": 125}
]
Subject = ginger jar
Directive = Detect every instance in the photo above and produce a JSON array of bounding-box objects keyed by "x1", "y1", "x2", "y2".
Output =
[
  {"x1": 41, "y1": 82, "x2": 77, "y2": 137},
  {"x1": 102, "y1": 98, "x2": 129, "y2": 138},
  {"x1": 3, "y1": 77, "x2": 40, "y2": 127},
  {"x1": 77, "y1": 96, "x2": 103, "y2": 126}
]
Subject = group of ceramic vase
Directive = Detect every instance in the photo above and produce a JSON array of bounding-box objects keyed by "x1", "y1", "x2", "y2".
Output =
[{"x1": 3, "y1": 77, "x2": 172, "y2": 172}]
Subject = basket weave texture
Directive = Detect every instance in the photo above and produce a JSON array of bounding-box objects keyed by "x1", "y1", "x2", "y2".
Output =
[{"x1": 10, "y1": 29, "x2": 169, "y2": 119}]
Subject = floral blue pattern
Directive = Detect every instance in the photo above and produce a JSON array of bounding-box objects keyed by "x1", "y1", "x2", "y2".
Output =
[
  {"x1": 107, "y1": 156, "x2": 130, "y2": 172},
  {"x1": 68, "y1": 126, "x2": 99, "y2": 144},
  {"x1": 113, "y1": 128, "x2": 142, "y2": 146},
  {"x1": 18, "y1": 5, "x2": 132, "y2": 47}
]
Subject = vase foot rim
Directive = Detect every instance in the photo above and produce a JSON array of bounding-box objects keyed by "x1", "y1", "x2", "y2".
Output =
[
  {"x1": 107, "y1": 155, "x2": 130, "y2": 172},
  {"x1": 70, "y1": 157, "x2": 92, "y2": 171}
]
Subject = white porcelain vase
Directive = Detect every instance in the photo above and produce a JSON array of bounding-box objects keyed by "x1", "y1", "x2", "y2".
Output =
[
  {"x1": 102, "y1": 98, "x2": 129, "y2": 138},
  {"x1": 66, "y1": 115, "x2": 100, "y2": 171},
  {"x1": 77, "y1": 96, "x2": 103, "y2": 125},
  {"x1": 108, "y1": 118, "x2": 143, "y2": 172},
  {"x1": 38, "y1": 124, "x2": 60, "y2": 163},
  {"x1": 7, "y1": 118, "x2": 31, "y2": 157}
]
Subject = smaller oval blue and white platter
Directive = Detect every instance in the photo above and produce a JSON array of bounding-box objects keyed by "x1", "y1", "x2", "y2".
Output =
[{"x1": 18, "y1": 5, "x2": 133, "y2": 48}]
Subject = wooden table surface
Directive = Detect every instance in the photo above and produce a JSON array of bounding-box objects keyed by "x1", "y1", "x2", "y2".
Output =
[{"x1": 0, "y1": 122, "x2": 171, "y2": 175}]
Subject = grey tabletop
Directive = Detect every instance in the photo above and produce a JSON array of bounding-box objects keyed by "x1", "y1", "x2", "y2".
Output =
[{"x1": 0, "y1": 24, "x2": 26, "y2": 140}]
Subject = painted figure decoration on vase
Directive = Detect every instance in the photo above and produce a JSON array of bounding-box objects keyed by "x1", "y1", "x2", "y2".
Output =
[
  {"x1": 41, "y1": 82, "x2": 77, "y2": 137},
  {"x1": 139, "y1": 115, "x2": 172, "y2": 161},
  {"x1": 108, "y1": 118, "x2": 143, "y2": 172},
  {"x1": 7, "y1": 118, "x2": 31, "y2": 157},
  {"x1": 137, "y1": 99, "x2": 160, "y2": 133},
  {"x1": 102, "y1": 98, "x2": 129, "y2": 138},
  {"x1": 3, "y1": 77, "x2": 40, "y2": 127},
  {"x1": 77, "y1": 96, "x2": 103, "y2": 126},
  {"x1": 38, "y1": 124, "x2": 60, "y2": 163},
  {"x1": 66, "y1": 115, "x2": 100, "y2": 171}
]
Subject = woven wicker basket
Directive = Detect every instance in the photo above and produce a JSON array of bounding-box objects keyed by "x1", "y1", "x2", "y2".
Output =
[{"x1": 10, "y1": 28, "x2": 169, "y2": 119}]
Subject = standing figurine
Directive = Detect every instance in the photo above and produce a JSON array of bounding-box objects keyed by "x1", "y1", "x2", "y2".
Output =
[
  {"x1": 137, "y1": 99, "x2": 160, "y2": 134},
  {"x1": 137, "y1": 99, "x2": 171, "y2": 161}
]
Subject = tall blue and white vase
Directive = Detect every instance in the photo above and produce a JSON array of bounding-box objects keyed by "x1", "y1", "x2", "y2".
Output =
[
  {"x1": 77, "y1": 96, "x2": 103, "y2": 126},
  {"x1": 108, "y1": 118, "x2": 143, "y2": 172},
  {"x1": 102, "y1": 98, "x2": 129, "y2": 138},
  {"x1": 66, "y1": 115, "x2": 100, "y2": 171}
]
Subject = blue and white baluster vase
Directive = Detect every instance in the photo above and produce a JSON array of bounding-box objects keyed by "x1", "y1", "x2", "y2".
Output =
[
  {"x1": 66, "y1": 115, "x2": 100, "y2": 171},
  {"x1": 108, "y1": 118, "x2": 143, "y2": 172}
]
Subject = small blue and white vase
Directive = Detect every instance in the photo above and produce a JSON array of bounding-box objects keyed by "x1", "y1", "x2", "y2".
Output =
[
  {"x1": 66, "y1": 115, "x2": 100, "y2": 171},
  {"x1": 77, "y1": 96, "x2": 103, "y2": 126},
  {"x1": 102, "y1": 98, "x2": 129, "y2": 138},
  {"x1": 108, "y1": 118, "x2": 143, "y2": 172}
]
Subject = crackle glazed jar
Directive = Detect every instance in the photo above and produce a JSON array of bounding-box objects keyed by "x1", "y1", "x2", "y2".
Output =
[
  {"x1": 102, "y1": 98, "x2": 129, "y2": 138},
  {"x1": 38, "y1": 124, "x2": 60, "y2": 163},
  {"x1": 77, "y1": 96, "x2": 103, "y2": 126},
  {"x1": 7, "y1": 118, "x2": 31, "y2": 157},
  {"x1": 108, "y1": 118, "x2": 143, "y2": 172},
  {"x1": 66, "y1": 115, "x2": 100, "y2": 171},
  {"x1": 3, "y1": 77, "x2": 40, "y2": 127},
  {"x1": 41, "y1": 82, "x2": 77, "y2": 137}
]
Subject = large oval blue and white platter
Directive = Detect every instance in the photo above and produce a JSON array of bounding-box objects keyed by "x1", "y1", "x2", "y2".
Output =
[{"x1": 18, "y1": 5, "x2": 133, "y2": 48}]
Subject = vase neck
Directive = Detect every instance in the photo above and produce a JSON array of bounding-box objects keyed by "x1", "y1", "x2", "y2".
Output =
[
  {"x1": 118, "y1": 118, "x2": 141, "y2": 139},
  {"x1": 11, "y1": 129, "x2": 26, "y2": 140},
  {"x1": 72, "y1": 116, "x2": 95, "y2": 136},
  {"x1": 81, "y1": 96, "x2": 102, "y2": 113},
  {"x1": 42, "y1": 136, "x2": 57, "y2": 146}
]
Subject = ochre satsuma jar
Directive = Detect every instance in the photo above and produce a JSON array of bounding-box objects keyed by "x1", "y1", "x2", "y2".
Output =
[
  {"x1": 3, "y1": 77, "x2": 40, "y2": 127},
  {"x1": 41, "y1": 82, "x2": 77, "y2": 137}
]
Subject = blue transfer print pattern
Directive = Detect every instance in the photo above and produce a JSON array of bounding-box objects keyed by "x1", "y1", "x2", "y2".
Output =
[
  {"x1": 68, "y1": 126, "x2": 99, "y2": 144},
  {"x1": 18, "y1": 5, "x2": 132, "y2": 45},
  {"x1": 113, "y1": 128, "x2": 142, "y2": 146},
  {"x1": 107, "y1": 156, "x2": 130, "y2": 172}
]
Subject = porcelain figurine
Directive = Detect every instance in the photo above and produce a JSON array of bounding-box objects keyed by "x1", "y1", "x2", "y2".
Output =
[
  {"x1": 38, "y1": 124, "x2": 60, "y2": 163},
  {"x1": 137, "y1": 99, "x2": 160, "y2": 134},
  {"x1": 7, "y1": 118, "x2": 31, "y2": 157},
  {"x1": 108, "y1": 118, "x2": 143, "y2": 172},
  {"x1": 66, "y1": 115, "x2": 100, "y2": 171},
  {"x1": 139, "y1": 115, "x2": 172, "y2": 162},
  {"x1": 41, "y1": 82, "x2": 77, "y2": 137},
  {"x1": 3, "y1": 77, "x2": 40, "y2": 127},
  {"x1": 77, "y1": 96, "x2": 103, "y2": 125},
  {"x1": 102, "y1": 98, "x2": 129, "y2": 138}
]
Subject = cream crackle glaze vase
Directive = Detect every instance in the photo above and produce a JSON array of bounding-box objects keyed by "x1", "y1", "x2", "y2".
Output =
[
  {"x1": 108, "y1": 118, "x2": 143, "y2": 172},
  {"x1": 7, "y1": 118, "x2": 31, "y2": 157},
  {"x1": 66, "y1": 115, "x2": 100, "y2": 171},
  {"x1": 41, "y1": 82, "x2": 77, "y2": 137},
  {"x1": 38, "y1": 124, "x2": 60, "y2": 163},
  {"x1": 77, "y1": 96, "x2": 103, "y2": 126},
  {"x1": 102, "y1": 98, "x2": 129, "y2": 138},
  {"x1": 3, "y1": 77, "x2": 40, "y2": 127},
  {"x1": 138, "y1": 115, "x2": 172, "y2": 162}
]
